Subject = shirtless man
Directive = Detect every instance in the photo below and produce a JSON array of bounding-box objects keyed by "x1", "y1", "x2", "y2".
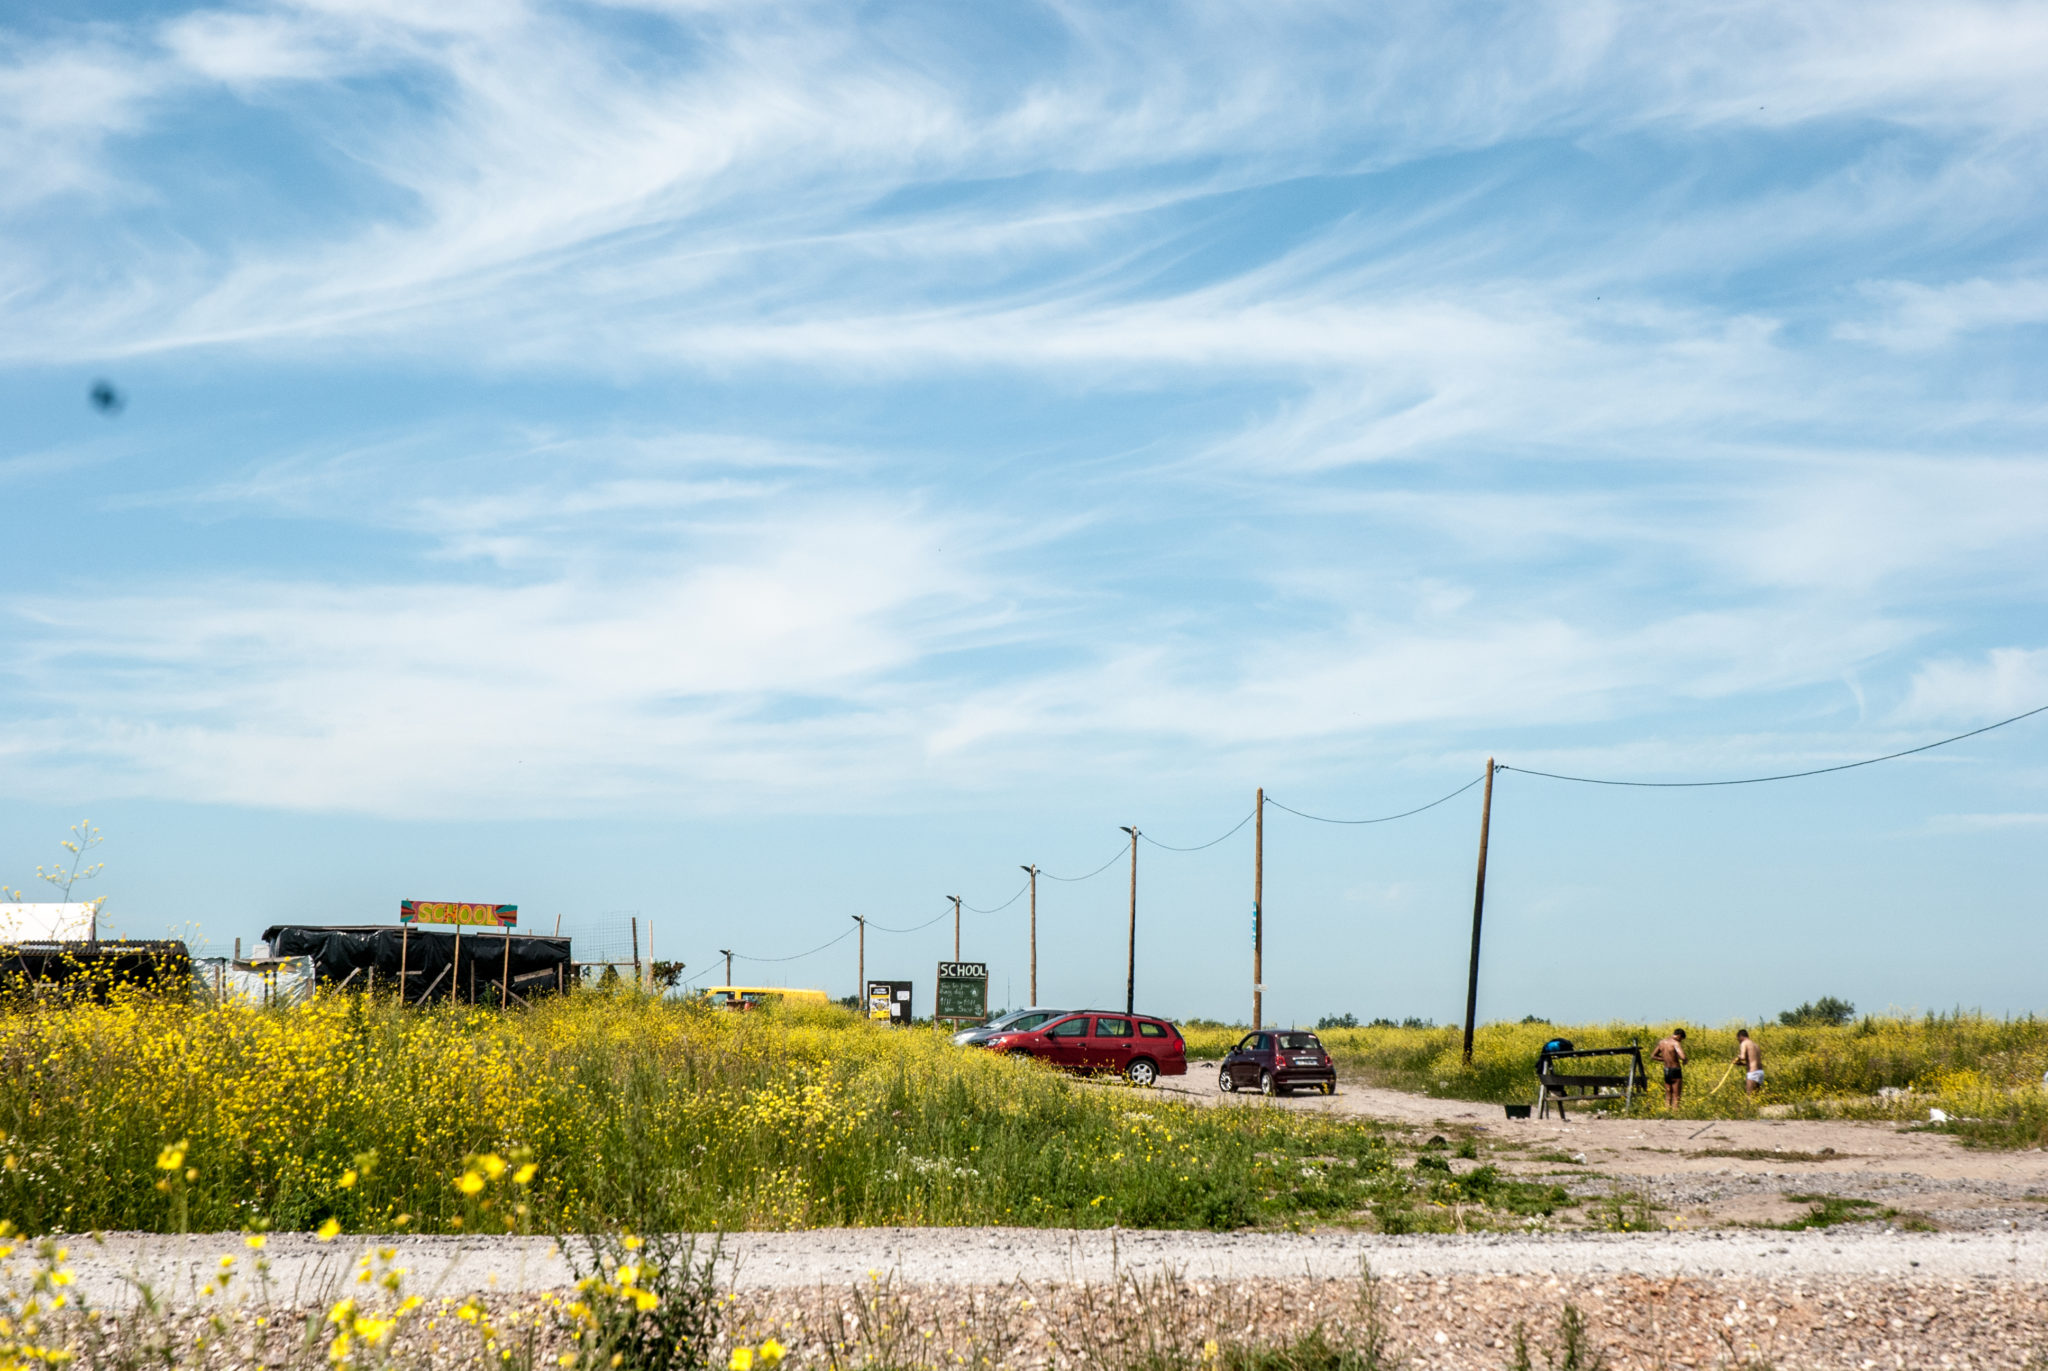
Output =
[
  {"x1": 1651, "y1": 1027, "x2": 1688, "y2": 1108},
  {"x1": 1735, "y1": 1029, "x2": 1764, "y2": 1097}
]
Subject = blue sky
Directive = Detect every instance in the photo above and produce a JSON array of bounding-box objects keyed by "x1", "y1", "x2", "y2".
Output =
[{"x1": 3, "y1": 0, "x2": 2046, "y2": 1027}]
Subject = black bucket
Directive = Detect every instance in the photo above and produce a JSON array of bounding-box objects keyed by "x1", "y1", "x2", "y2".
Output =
[{"x1": 1503, "y1": 1104, "x2": 1532, "y2": 1119}]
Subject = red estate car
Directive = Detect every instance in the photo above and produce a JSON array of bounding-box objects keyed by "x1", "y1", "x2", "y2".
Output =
[
  {"x1": 984, "y1": 1010, "x2": 1188, "y2": 1086},
  {"x1": 1217, "y1": 1029, "x2": 1336, "y2": 1096}
]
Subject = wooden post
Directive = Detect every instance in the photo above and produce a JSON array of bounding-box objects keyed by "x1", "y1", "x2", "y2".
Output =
[
  {"x1": 453, "y1": 922, "x2": 463, "y2": 1004},
  {"x1": 720, "y1": 948, "x2": 733, "y2": 986},
  {"x1": 1253, "y1": 787, "x2": 1264, "y2": 1031},
  {"x1": 1020, "y1": 866, "x2": 1038, "y2": 1005},
  {"x1": 398, "y1": 926, "x2": 409, "y2": 1006},
  {"x1": 630, "y1": 917, "x2": 641, "y2": 992},
  {"x1": 1120, "y1": 826, "x2": 1138, "y2": 1015},
  {"x1": 948, "y1": 896, "x2": 962, "y2": 961},
  {"x1": 500, "y1": 930, "x2": 513, "y2": 1008},
  {"x1": 1461, "y1": 758, "x2": 1497, "y2": 1065}
]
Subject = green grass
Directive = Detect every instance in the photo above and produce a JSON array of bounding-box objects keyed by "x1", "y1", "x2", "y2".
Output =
[
  {"x1": 1185, "y1": 1013, "x2": 2048, "y2": 1142},
  {"x1": 0, "y1": 991, "x2": 1579, "y2": 1236},
  {"x1": 1769, "y1": 1194, "x2": 1935, "y2": 1232}
]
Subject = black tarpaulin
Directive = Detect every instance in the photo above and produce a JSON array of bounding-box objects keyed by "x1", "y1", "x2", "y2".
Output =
[
  {"x1": 261, "y1": 925, "x2": 572, "y2": 1004},
  {"x1": 0, "y1": 940, "x2": 193, "y2": 999}
]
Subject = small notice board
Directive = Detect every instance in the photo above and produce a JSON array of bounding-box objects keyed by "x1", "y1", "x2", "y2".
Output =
[
  {"x1": 867, "y1": 979, "x2": 913, "y2": 1024},
  {"x1": 935, "y1": 961, "x2": 988, "y2": 1025}
]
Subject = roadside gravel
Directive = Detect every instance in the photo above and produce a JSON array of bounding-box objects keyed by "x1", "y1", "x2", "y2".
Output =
[{"x1": 59, "y1": 1225, "x2": 2048, "y2": 1306}]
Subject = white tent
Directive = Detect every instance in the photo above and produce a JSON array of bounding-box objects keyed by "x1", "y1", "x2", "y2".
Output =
[{"x1": 0, "y1": 903, "x2": 97, "y2": 942}]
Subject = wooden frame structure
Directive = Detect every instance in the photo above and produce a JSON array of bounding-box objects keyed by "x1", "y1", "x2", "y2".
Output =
[{"x1": 1534, "y1": 1042, "x2": 1644, "y2": 1119}]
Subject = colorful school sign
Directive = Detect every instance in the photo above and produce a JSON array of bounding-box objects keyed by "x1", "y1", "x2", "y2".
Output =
[{"x1": 399, "y1": 901, "x2": 517, "y2": 928}]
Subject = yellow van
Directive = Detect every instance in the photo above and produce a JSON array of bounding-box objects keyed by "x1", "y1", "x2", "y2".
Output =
[{"x1": 696, "y1": 985, "x2": 831, "y2": 1011}]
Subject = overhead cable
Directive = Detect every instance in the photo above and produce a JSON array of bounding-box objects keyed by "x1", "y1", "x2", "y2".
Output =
[
  {"x1": 1139, "y1": 809, "x2": 1256, "y2": 852},
  {"x1": 861, "y1": 907, "x2": 956, "y2": 935},
  {"x1": 963, "y1": 881, "x2": 1030, "y2": 914},
  {"x1": 1499, "y1": 702, "x2": 2048, "y2": 788},
  {"x1": 1041, "y1": 847, "x2": 1129, "y2": 882},
  {"x1": 731, "y1": 924, "x2": 857, "y2": 963},
  {"x1": 1267, "y1": 774, "x2": 1484, "y2": 825}
]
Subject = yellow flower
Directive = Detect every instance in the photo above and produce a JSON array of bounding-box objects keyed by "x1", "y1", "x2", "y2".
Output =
[
  {"x1": 479, "y1": 1153, "x2": 507, "y2": 1180},
  {"x1": 1203, "y1": 1340, "x2": 1220, "y2": 1362},
  {"x1": 245, "y1": 1234, "x2": 267, "y2": 1250},
  {"x1": 155, "y1": 1140, "x2": 189, "y2": 1171},
  {"x1": 730, "y1": 1349, "x2": 755, "y2": 1371},
  {"x1": 317, "y1": 1217, "x2": 342, "y2": 1242},
  {"x1": 339, "y1": 1169, "x2": 357, "y2": 1189},
  {"x1": 457, "y1": 1172, "x2": 485, "y2": 1196},
  {"x1": 760, "y1": 1338, "x2": 786, "y2": 1367},
  {"x1": 514, "y1": 1162, "x2": 538, "y2": 1186}
]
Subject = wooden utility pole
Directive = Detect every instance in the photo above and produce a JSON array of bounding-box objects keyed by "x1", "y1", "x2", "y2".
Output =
[
  {"x1": 630, "y1": 917, "x2": 641, "y2": 992},
  {"x1": 398, "y1": 926, "x2": 409, "y2": 1006},
  {"x1": 1461, "y1": 758, "x2": 1497, "y2": 1065},
  {"x1": 1120, "y1": 826, "x2": 1139, "y2": 1014},
  {"x1": 1020, "y1": 865, "x2": 1039, "y2": 1005},
  {"x1": 500, "y1": 930, "x2": 513, "y2": 1007},
  {"x1": 948, "y1": 895, "x2": 962, "y2": 960},
  {"x1": 719, "y1": 948, "x2": 733, "y2": 986},
  {"x1": 853, "y1": 916, "x2": 865, "y2": 1005},
  {"x1": 1253, "y1": 787, "x2": 1264, "y2": 1031}
]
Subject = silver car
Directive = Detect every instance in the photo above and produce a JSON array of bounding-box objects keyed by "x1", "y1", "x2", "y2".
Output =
[{"x1": 951, "y1": 1006, "x2": 1071, "y2": 1047}]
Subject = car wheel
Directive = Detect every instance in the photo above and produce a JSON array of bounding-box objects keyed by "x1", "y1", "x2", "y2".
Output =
[
  {"x1": 1007, "y1": 1048, "x2": 1034, "y2": 1060},
  {"x1": 1126, "y1": 1058, "x2": 1159, "y2": 1088},
  {"x1": 1217, "y1": 1064, "x2": 1236, "y2": 1093},
  {"x1": 1322, "y1": 1081, "x2": 1335, "y2": 1096},
  {"x1": 1260, "y1": 1070, "x2": 1276, "y2": 1097}
]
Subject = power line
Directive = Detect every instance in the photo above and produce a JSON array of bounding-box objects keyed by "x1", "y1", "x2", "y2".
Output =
[
  {"x1": 1499, "y1": 702, "x2": 2048, "y2": 788},
  {"x1": 1041, "y1": 847, "x2": 1129, "y2": 882},
  {"x1": 963, "y1": 881, "x2": 1029, "y2": 914},
  {"x1": 731, "y1": 924, "x2": 857, "y2": 963},
  {"x1": 1139, "y1": 809, "x2": 1255, "y2": 852},
  {"x1": 861, "y1": 907, "x2": 955, "y2": 935},
  {"x1": 1267, "y1": 774, "x2": 1484, "y2": 825}
]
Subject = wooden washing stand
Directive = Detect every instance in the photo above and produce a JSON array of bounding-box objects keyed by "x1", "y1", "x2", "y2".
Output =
[{"x1": 1534, "y1": 1044, "x2": 1645, "y2": 1119}]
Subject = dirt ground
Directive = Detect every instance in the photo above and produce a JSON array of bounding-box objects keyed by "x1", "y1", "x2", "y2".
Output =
[{"x1": 1156, "y1": 1064, "x2": 2048, "y2": 1233}]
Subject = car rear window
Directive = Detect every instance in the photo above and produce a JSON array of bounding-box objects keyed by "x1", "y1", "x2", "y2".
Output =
[
  {"x1": 1137, "y1": 1021, "x2": 1166, "y2": 1038},
  {"x1": 1093, "y1": 1017, "x2": 1132, "y2": 1037},
  {"x1": 1047, "y1": 1017, "x2": 1087, "y2": 1037},
  {"x1": 1277, "y1": 1033, "x2": 1322, "y2": 1050}
]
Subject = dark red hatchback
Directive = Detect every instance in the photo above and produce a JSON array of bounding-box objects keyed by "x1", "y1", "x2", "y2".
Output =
[
  {"x1": 983, "y1": 1010, "x2": 1188, "y2": 1086},
  {"x1": 1218, "y1": 1029, "x2": 1335, "y2": 1096}
]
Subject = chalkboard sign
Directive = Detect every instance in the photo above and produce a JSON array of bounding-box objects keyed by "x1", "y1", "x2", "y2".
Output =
[{"x1": 935, "y1": 961, "x2": 987, "y2": 1024}]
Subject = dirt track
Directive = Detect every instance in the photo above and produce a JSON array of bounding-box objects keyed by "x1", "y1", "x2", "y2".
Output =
[{"x1": 1157, "y1": 1063, "x2": 2048, "y2": 1232}]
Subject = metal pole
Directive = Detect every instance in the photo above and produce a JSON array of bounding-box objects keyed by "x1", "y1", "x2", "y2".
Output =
[
  {"x1": 1461, "y1": 758, "x2": 1496, "y2": 1065},
  {"x1": 1020, "y1": 866, "x2": 1038, "y2": 1005},
  {"x1": 1120, "y1": 826, "x2": 1138, "y2": 1015},
  {"x1": 1253, "y1": 787, "x2": 1264, "y2": 1031},
  {"x1": 948, "y1": 896, "x2": 962, "y2": 960}
]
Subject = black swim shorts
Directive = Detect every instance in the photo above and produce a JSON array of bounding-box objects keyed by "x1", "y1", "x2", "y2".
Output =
[{"x1": 1663, "y1": 1066, "x2": 1683, "y2": 1085}]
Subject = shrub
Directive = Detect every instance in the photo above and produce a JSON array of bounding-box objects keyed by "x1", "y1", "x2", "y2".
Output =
[{"x1": 1780, "y1": 997, "x2": 1856, "y2": 1027}]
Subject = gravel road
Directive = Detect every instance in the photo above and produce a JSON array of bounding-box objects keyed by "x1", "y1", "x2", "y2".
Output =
[{"x1": 58, "y1": 1225, "x2": 2048, "y2": 1306}]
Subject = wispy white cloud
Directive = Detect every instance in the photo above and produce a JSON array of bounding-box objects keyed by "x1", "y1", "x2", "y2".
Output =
[{"x1": 1898, "y1": 648, "x2": 2048, "y2": 723}]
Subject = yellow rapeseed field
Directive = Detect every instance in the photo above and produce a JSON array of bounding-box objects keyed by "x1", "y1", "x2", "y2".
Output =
[
  {"x1": 0, "y1": 991, "x2": 1402, "y2": 1236},
  {"x1": 1183, "y1": 1013, "x2": 2048, "y2": 1139}
]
